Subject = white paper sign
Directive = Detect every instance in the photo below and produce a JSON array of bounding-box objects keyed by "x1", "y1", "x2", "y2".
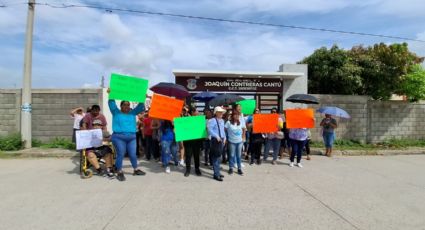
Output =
[{"x1": 76, "y1": 129, "x2": 103, "y2": 150}]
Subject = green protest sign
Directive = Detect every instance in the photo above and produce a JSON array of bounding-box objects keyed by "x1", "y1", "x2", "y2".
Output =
[
  {"x1": 237, "y1": 99, "x2": 256, "y2": 115},
  {"x1": 109, "y1": 73, "x2": 149, "y2": 103},
  {"x1": 174, "y1": 115, "x2": 207, "y2": 142}
]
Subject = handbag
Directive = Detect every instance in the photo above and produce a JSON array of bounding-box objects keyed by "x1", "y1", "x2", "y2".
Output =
[{"x1": 210, "y1": 118, "x2": 224, "y2": 158}]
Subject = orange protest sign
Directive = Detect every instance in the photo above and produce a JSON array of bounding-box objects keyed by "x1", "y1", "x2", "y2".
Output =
[
  {"x1": 253, "y1": 114, "x2": 280, "y2": 133},
  {"x1": 285, "y1": 109, "x2": 315, "y2": 128},
  {"x1": 148, "y1": 94, "x2": 184, "y2": 121}
]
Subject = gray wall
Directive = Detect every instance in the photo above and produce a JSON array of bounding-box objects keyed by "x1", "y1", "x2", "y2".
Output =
[
  {"x1": 0, "y1": 89, "x2": 102, "y2": 142},
  {"x1": 1, "y1": 89, "x2": 425, "y2": 143}
]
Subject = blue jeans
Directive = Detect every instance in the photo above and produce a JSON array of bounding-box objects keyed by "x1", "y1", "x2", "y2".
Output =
[
  {"x1": 161, "y1": 140, "x2": 178, "y2": 166},
  {"x1": 264, "y1": 138, "x2": 281, "y2": 161},
  {"x1": 323, "y1": 132, "x2": 335, "y2": 148},
  {"x1": 229, "y1": 142, "x2": 243, "y2": 170},
  {"x1": 290, "y1": 139, "x2": 307, "y2": 163},
  {"x1": 112, "y1": 133, "x2": 138, "y2": 171}
]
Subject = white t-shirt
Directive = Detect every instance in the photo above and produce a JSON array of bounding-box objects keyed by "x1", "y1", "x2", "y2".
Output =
[{"x1": 73, "y1": 114, "x2": 84, "y2": 129}]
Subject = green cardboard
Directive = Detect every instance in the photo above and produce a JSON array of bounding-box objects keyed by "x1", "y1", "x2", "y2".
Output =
[
  {"x1": 174, "y1": 115, "x2": 207, "y2": 142},
  {"x1": 237, "y1": 99, "x2": 256, "y2": 115},
  {"x1": 109, "y1": 73, "x2": 149, "y2": 103}
]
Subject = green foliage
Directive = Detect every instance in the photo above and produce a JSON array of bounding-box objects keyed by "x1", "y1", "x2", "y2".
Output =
[
  {"x1": 378, "y1": 138, "x2": 425, "y2": 148},
  {"x1": 32, "y1": 138, "x2": 43, "y2": 147},
  {"x1": 43, "y1": 137, "x2": 75, "y2": 150},
  {"x1": 0, "y1": 133, "x2": 23, "y2": 151},
  {"x1": 399, "y1": 64, "x2": 425, "y2": 102},
  {"x1": 300, "y1": 45, "x2": 363, "y2": 95},
  {"x1": 300, "y1": 42, "x2": 424, "y2": 100}
]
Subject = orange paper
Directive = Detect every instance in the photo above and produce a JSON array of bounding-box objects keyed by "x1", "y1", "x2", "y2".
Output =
[
  {"x1": 149, "y1": 94, "x2": 184, "y2": 121},
  {"x1": 286, "y1": 109, "x2": 315, "y2": 128},
  {"x1": 253, "y1": 114, "x2": 280, "y2": 133}
]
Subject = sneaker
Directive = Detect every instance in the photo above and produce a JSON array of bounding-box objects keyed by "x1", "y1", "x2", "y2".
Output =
[
  {"x1": 271, "y1": 160, "x2": 276, "y2": 165},
  {"x1": 249, "y1": 161, "x2": 254, "y2": 165},
  {"x1": 133, "y1": 169, "x2": 146, "y2": 176},
  {"x1": 237, "y1": 169, "x2": 244, "y2": 176},
  {"x1": 165, "y1": 166, "x2": 171, "y2": 174},
  {"x1": 179, "y1": 159, "x2": 186, "y2": 167},
  {"x1": 296, "y1": 163, "x2": 303, "y2": 168},
  {"x1": 105, "y1": 170, "x2": 115, "y2": 179},
  {"x1": 96, "y1": 168, "x2": 105, "y2": 176},
  {"x1": 306, "y1": 155, "x2": 311, "y2": 160},
  {"x1": 289, "y1": 162, "x2": 294, "y2": 167},
  {"x1": 213, "y1": 176, "x2": 223, "y2": 182},
  {"x1": 184, "y1": 170, "x2": 190, "y2": 177},
  {"x1": 228, "y1": 169, "x2": 233, "y2": 175},
  {"x1": 117, "y1": 172, "x2": 126, "y2": 181}
]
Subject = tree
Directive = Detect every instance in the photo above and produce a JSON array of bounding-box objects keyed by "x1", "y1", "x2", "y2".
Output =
[
  {"x1": 299, "y1": 45, "x2": 363, "y2": 94},
  {"x1": 301, "y1": 43, "x2": 424, "y2": 100},
  {"x1": 399, "y1": 64, "x2": 425, "y2": 102},
  {"x1": 350, "y1": 43, "x2": 424, "y2": 100}
]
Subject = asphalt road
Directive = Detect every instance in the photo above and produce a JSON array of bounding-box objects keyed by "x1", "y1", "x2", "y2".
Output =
[{"x1": 1, "y1": 155, "x2": 424, "y2": 230}]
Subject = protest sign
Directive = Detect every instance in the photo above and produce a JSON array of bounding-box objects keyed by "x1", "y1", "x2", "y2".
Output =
[
  {"x1": 76, "y1": 129, "x2": 103, "y2": 150},
  {"x1": 286, "y1": 109, "x2": 315, "y2": 128},
  {"x1": 109, "y1": 73, "x2": 148, "y2": 103},
  {"x1": 149, "y1": 94, "x2": 184, "y2": 121},
  {"x1": 237, "y1": 99, "x2": 256, "y2": 115},
  {"x1": 174, "y1": 115, "x2": 207, "y2": 142},
  {"x1": 252, "y1": 114, "x2": 279, "y2": 133}
]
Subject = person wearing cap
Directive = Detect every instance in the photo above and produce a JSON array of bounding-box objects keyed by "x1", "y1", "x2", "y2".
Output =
[
  {"x1": 207, "y1": 106, "x2": 227, "y2": 182},
  {"x1": 107, "y1": 88, "x2": 146, "y2": 182}
]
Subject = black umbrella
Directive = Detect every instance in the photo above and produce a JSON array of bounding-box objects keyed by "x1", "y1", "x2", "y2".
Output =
[
  {"x1": 209, "y1": 94, "x2": 244, "y2": 107},
  {"x1": 150, "y1": 82, "x2": 190, "y2": 99},
  {"x1": 193, "y1": 91, "x2": 218, "y2": 102},
  {"x1": 286, "y1": 94, "x2": 319, "y2": 104}
]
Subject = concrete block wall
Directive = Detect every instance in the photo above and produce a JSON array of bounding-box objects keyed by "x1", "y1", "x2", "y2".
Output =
[
  {"x1": 0, "y1": 89, "x2": 102, "y2": 142},
  {"x1": 0, "y1": 89, "x2": 21, "y2": 136},
  {"x1": 367, "y1": 101, "x2": 425, "y2": 143},
  {"x1": 31, "y1": 89, "x2": 103, "y2": 142},
  {"x1": 308, "y1": 94, "x2": 369, "y2": 143}
]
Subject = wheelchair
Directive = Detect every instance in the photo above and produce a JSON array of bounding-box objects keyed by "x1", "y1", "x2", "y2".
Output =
[{"x1": 80, "y1": 141, "x2": 116, "y2": 179}]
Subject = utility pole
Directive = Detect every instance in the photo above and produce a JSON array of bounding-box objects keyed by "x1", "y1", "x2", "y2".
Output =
[{"x1": 21, "y1": 0, "x2": 35, "y2": 148}]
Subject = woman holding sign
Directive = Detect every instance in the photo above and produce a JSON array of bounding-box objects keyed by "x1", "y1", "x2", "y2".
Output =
[{"x1": 107, "y1": 89, "x2": 146, "y2": 182}]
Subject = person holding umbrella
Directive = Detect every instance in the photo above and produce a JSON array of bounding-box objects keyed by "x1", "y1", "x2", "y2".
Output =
[{"x1": 320, "y1": 114, "x2": 337, "y2": 157}]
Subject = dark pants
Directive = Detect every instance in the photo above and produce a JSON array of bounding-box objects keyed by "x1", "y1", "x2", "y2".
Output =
[
  {"x1": 144, "y1": 135, "x2": 153, "y2": 160},
  {"x1": 305, "y1": 139, "x2": 310, "y2": 155},
  {"x1": 290, "y1": 139, "x2": 307, "y2": 163},
  {"x1": 153, "y1": 139, "x2": 160, "y2": 159},
  {"x1": 250, "y1": 142, "x2": 262, "y2": 163},
  {"x1": 184, "y1": 141, "x2": 201, "y2": 171},
  {"x1": 136, "y1": 131, "x2": 143, "y2": 157},
  {"x1": 203, "y1": 140, "x2": 212, "y2": 165}
]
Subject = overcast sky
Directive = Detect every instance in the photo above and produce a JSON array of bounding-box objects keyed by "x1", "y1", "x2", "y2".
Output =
[{"x1": 0, "y1": 0, "x2": 424, "y2": 89}]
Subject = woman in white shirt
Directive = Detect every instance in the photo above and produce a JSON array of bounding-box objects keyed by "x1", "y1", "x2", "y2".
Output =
[{"x1": 225, "y1": 111, "x2": 245, "y2": 175}]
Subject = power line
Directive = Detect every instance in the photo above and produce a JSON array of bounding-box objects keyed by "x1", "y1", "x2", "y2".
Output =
[{"x1": 3, "y1": 1, "x2": 425, "y2": 43}]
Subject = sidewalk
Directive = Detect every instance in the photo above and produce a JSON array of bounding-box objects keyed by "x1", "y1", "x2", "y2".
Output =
[{"x1": 2, "y1": 147, "x2": 425, "y2": 158}]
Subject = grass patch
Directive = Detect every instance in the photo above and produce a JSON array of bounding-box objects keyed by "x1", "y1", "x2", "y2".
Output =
[
  {"x1": 0, "y1": 133, "x2": 23, "y2": 151},
  {"x1": 40, "y1": 137, "x2": 75, "y2": 150},
  {"x1": 0, "y1": 151, "x2": 23, "y2": 159},
  {"x1": 311, "y1": 138, "x2": 425, "y2": 150}
]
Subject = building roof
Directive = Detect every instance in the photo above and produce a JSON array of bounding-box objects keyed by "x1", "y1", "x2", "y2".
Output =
[{"x1": 173, "y1": 69, "x2": 303, "y2": 79}]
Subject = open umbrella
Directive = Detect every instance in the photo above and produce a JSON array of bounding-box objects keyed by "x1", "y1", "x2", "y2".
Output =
[
  {"x1": 209, "y1": 93, "x2": 244, "y2": 107},
  {"x1": 193, "y1": 91, "x2": 217, "y2": 102},
  {"x1": 150, "y1": 82, "x2": 190, "y2": 99},
  {"x1": 317, "y1": 106, "x2": 350, "y2": 118},
  {"x1": 286, "y1": 94, "x2": 319, "y2": 104}
]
